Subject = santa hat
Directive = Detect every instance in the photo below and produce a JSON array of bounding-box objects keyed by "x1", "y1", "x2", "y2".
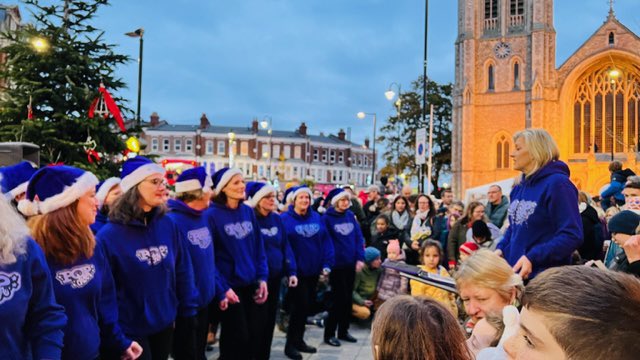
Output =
[
  {"x1": 286, "y1": 185, "x2": 313, "y2": 204},
  {"x1": 120, "y1": 156, "x2": 164, "y2": 193},
  {"x1": 459, "y1": 242, "x2": 480, "y2": 256},
  {"x1": 323, "y1": 187, "x2": 350, "y2": 208},
  {"x1": 95, "y1": 177, "x2": 121, "y2": 208},
  {"x1": 0, "y1": 161, "x2": 37, "y2": 200},
  {"x1": 212, "y1": 167, "x2": 243, "y2": 195},
  {"x1": 284, "y1": 186, "x2": 296, "y2": 204},
  {"x1": 245, "y1": 181, "x2": 276, "y2": 208},
  {"x1": 18, "y1": 165, "x2": 98, "y2": 216},
  {"x1": 175, "y1": 167, "x2": 213, "y2": 193}
]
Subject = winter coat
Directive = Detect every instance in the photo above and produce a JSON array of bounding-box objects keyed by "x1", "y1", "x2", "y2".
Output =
[
  {"x1": 497, "y1": 160, "x2": 583, "y2": 278},
  {"x1": 447, "y1": 219, "x2": 470, "y2": 264},
  {"x1": 97, "y1": 208, "x2": 199, "y2": 337},
  {"x1": 601, "y1": 168, "x2": 636, "y2": 203},
  {"x1": 410, "y1": 265, "x2": 458, "y2": 316},
  {"x1": 322, "y1": 207, "x2": 365, "y2": 270},
  {"x1": 578, "y1": 204, "x2": 604, "y2": 261},
  {"x1": 281, "y1": 206, "x2": 335, "y2": 276},
  {"x1": 370, "y1": 227, "x2": 401, "y2": 261},
  {"x1": 47, "y1": 245, "x2": 131, "y2": 359},
  {"x1": 486, "y1": 195, "x2": 509, "y2": 228},
  {"x1": 255, "y1": 210, "x2": 297, "y2": 279},
  {"x1": 376, "y1": 259, "x2": 409, "y2": 301},
  {"x1": 0, "y1": 238, "x2": 66, "y2": 360},
  {"x1": 167, "y1": 199, "x2": 225, "y2": 306},
  {"x1": 204, "y1": 202, "x2": 269, "y2": 289},
  {"x1": 352, "y1": 265, "x2": 381, "y2": 305}
]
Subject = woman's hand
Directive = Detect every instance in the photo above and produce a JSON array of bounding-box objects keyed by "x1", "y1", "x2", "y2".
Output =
[
  {"x1": 218, "y1": 298, "x2": 229, "y2": 311},
  {"x1": 411, "y1": 240, "x2": 420, "y2": 251},
  {"x1": 513, "y1": 255, "x2": 532, "y2": 279},
  {"x1": 288, "y1": 275, "x2": 298, "y2": 288},
  {"x1": 623, "y1": 235, "x2": 640, "y2": 263},
  {"x1": 254, "y1": 281, "x2": 268, "y2": 304},
  {"x1": 225, "y1": 288, "x2": 240, "y2": 304},
  {"x1": 121, "y1": 341, "x2": 143, "y2": 360}
]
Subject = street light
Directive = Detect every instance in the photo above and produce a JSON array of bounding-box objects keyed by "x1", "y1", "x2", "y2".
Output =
[
  {"x1": 261, "y1": 116, "x2": 273, "y2": 180},
  {"x1": 357, "y1": 112, "x2": 377, "y2": 185},
  {"x1": 125, "y1": 28, "x2": 144, "y2": 126},
  {"x1": 195, "y1": 128, "x2": 202, "y2": 165},
  {"x1": 227, "y1": 131, "x2": 236, "y2": 168},
  {"x1": 385, "y1": 82, "x2": 402, "y2": 109}
]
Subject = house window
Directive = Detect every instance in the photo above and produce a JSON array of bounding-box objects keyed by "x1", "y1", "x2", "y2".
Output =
[
  {"x1": 217, "y1": 141, "x2": 225, "y2": 155},
  {"x1": 174, "y1": 139, "x2": 182, "y2": 152},
  {"x1": 338, "y1": 152, "x2": 344, "y2": 163},
  {"x1": 273, "y1": 145, "x2": 280, "y2": 159},
  {"x1": 609, "y1": 32, "x2": 615, "y2": 45},
  {"x1": 258, "y1": 165, "x2": 264, "y2": 177},
  {"x1": 163, "y1": 139, "x2": 170, "y2": 152},
  {"x1": 313, "y1": 149, "x2": 319, "y2": 161},
  {"x1": 321, "y1": 150, "x2": 327, "y2": 162},
  {"x1": 496, "y1": 135, "x2": 510, "y2": 169},
  {"x1": 488, "y1": 64, "x2": 495, "y2": 91},
  {"x1": 283, "y1": 145, "x2": 290, "y2": 158},
  {"x1": 206, "y1": 140, "x2": 213, "y2": 154},
  {"x1": 330, "y1": 150, "x2": 335, "y2": 163},
  {"x1": 294, "y1": 145, "x2": 301, "y2": 159},
  {"x1": 151, "y1": 138, "x2": 158, "y2": 151},
  {"x1": 185, "y1": 139, "x2": 193, "y2": 152},
  {"x1": 513, "y1": 62, "x2": 520, "y2": 90}
]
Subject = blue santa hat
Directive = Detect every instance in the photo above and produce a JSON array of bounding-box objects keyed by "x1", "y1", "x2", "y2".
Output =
[
  {"x1": 323, "y1": 187, "x2": 350, "y2": 208},
  {"x1": 0, "y1": 161, "x2": 37, "y2": 200},
  {"x1": 212, "y1": 167, "x2": 243, "y2": 195},
  {"x1": 18, "y1": 165, "x2": 98, "y2": 216},
  {"x1": 95, "y1": 177, "x2": 121, "y2": 208},
  {"x1": 175, "y1": 166, "x2": 213, "y2": 193},
  {"x1": 120, "y1": 156, "x2": 165, "y2": 193},
  {"x1": 245, "y1": 181, "x2": 276, "y2": 208},
  {"x1": 285, "y1": 185, "x2": 313, "y2": 204}
]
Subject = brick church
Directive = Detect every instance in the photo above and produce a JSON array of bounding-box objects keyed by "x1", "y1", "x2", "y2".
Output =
[{"x1": 452, "y1": 0, "x2": 640, "y2": 198}]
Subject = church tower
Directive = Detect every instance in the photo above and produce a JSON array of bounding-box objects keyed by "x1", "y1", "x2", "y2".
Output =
[{"x1": 452, "y1": 0, "x2": 557, "y2": 197}]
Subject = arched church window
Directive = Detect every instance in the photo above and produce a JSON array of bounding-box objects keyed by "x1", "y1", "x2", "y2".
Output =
[
  {"x1": 496, "y1": 135, "x2": 510, "y2": 169},
  {"x1": 572, "y1": 65, "x2": 640, "y2": 154},
  {"x1": 488, "y1": 64, "x2": 495, "y2": 91},
  {"x1": 608, "y1": 32, "x2": 615, "y2": 45},
  {"x1": 513, "y1": 62, "x2": 520, "y2": 90},
  {"x1": 484, "y1": 0, "x2": 499, "y2": 30}
]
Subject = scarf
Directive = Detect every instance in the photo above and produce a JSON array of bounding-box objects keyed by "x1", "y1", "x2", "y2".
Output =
[{"x1": 392, "y1": 210, "x2": 409, "y2": 229}]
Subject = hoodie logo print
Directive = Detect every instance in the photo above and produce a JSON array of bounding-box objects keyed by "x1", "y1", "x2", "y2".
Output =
[
  {"x1": 295, "y1": 223, "x2": 320, "y2": 238},
  {"x1": 0, "y1": 272, "x2": 21, "y2": 305},
  {"x1": 136, "y1": 246, "x2": 169, "y2": 265},
  {"x1": 224, "y1": 221, "x2": 253, "y2": 239},
  {"x1": 509, "y1": 200, "x2": 537, "y2": 225},
  {"x1": 187, "y1": 227, "x2": 212, "y2": 249},
  {"x1": 334, "y1": 222, "x2": 354, "y2": 236},
  {"x1": 56, "y1": 264, "x2": 96, "y2": 289},
  {"x1": 261, "y1": 227, "x2": 279, "y2": 237}
]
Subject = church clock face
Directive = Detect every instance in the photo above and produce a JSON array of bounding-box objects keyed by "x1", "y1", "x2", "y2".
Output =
[{"x1": 494, "y1": 42, "x2": 512, "y2": 59}]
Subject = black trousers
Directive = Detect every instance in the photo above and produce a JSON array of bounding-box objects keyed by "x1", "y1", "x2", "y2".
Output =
[
  {"x1": 176, "y1": 305, "x2": 210, "y2": 360},
  {"x1": 324, "y1": 267, "x2": 355, "y2": 339},
  {"x1": 255, "y1": 276, "x2": 284, "y2": 360},
  {"x1": 286, "y1": 275, "x2": 319, "y2": 347},
  {"x1": 219, "y1": 285, "x2": 268, "y2": 360},
  {"x1": 132, "y1": 325, "x2": 174, "y2": 360}
]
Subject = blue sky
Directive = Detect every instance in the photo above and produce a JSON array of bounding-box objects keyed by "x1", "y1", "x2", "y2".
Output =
[{"x1": 23, "y1": 0, "x2": 640, "y2": 146}]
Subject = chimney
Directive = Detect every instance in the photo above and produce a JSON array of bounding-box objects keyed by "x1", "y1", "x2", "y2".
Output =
[
  {"x1": 364, "y1": 137, "x2": 370, "y2": 149},
  {"x1": 199, "y1": 113, "x2": 210, "y2": 129},
  {"x1": 338, "y1": 128, "x2": 346, "y2": 141},
  {"x1": 251, "y1": 118, "x2": 259, "y2": 133},
  {"x1": 298, "y1": 122, "x2": 307, "y2": 136},
  {"x1": 150, "y1": 112, "x2": 160, "y2": 127}
]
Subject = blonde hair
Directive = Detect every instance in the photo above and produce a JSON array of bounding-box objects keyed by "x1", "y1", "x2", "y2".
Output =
[
  {"x1": 513, "y1": 128, "x2": 559, "y2": 177},
  {"x1": 0, "y1": 199, "x2": 28, "y2": 266},
  {"x1": 454, "y1": 249, "x2": 523, "y2": 303}
]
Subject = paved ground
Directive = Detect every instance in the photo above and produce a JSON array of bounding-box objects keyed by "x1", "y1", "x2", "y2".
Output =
[{"x1": 206, "y1": 321, "x2": 373, "y2": 360}]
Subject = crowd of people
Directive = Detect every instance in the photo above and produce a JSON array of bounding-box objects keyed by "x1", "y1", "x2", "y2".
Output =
[{"x1": 1, "y1": 127, "x2": 640, "y2": 360}]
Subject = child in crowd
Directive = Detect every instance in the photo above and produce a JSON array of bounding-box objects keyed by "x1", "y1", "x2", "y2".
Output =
[
  {"x1": 458, "y1": 242, "x2": 479, "y2": 263},
  {"x1": 470, "y1": 221, "x2": 497, "y2": 251},
  {"x1": 376, "y1": 240, "x2": 409, "y2": 305},
  {"x1": 370, "y1": 215, "x2": 399, "y2": 260},
  {"x1": 352, "y1": 247, "x2": 383, "y2": 321},
  {"x1": 410, "y1": 240, "x2": 458, "y2": 316}
]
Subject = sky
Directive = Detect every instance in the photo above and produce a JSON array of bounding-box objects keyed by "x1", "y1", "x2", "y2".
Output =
[{"x1": 20, "y1": 0, "x2": 640, "y2": 147}]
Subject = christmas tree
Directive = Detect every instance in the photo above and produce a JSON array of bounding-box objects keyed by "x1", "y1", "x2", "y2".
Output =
[{"x1": 0, "y1": 0, "x2": 133, "y2": 178}]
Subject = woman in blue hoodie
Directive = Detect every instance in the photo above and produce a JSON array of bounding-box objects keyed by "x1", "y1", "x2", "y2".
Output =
[
  {"x1": 246, "y1": 181, "x2": 298, "y2": 360},
  {"x1": 204, "y1": 168, "x2": 269, "y2": 360},
  {"x1": 496, "y1": 129, "x2": 583, "y2": 279},
  {"x1": 20, "y1": 165, "x2": 141, "y2": 360},
  {"x1": 280, "y1": 185, "x2": 334, "y2": 360},
  {"x1": 321, "y1": 188, "x2": 365, "y2": 347},
  {"x1": 97, "y1": 156, "x2": 198, "y2": 360},
  {"x1": 168, "y1": 167, "x2": 228, "y2": 360},
  {"x1": 0, "y1": 192, "x2": 66, "y2": 360}
]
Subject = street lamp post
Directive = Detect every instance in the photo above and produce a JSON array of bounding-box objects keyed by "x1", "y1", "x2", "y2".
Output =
[
  {"x1": 227, "y1": 131, "x2": 236, "y2": 168},
  {"x1": 422, "y1": 0, "x2": 429, "y2": 194},
  {"x1": 195, "y1": 129, "x2": 202, "y2": 165},
  {"x1": 385, "y1": 83, "x2": 403, "y2": 178},
  {"x1": 125, "y1": 28, "x2": 144, "y2": 126},
  {"x1": 261, "y1": 116, "x2": 273, "y2": 181},
  {"x1": 357, "y1": 112, "x2": 377, "y2": 185}
]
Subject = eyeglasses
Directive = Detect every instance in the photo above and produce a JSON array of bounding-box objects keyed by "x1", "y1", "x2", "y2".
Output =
[{"x1": 144, "y1": 178, "x2": 167, "y2": 187}]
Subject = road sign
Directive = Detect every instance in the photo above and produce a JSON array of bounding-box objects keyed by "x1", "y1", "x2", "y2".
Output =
[{"x1": 415, "y1": 128, "x2": 426, "y2": 165}]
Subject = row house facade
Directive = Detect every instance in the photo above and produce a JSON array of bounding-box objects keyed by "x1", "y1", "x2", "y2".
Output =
[{"x1": 141, "y1": 113, "x2": 375, "y2": 187}]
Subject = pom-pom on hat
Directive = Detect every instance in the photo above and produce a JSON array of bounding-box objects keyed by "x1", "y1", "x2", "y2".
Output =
[
  {"x1": 245, "y1": 181, "x2": 276, "y2": 208},
  {"x1": 364, "y1": 247, "x2": 381, "y2": 264},
  {"x1": 459, "y1": 242, "x2": 480, "y2": 256},
  {"x1": 95, "y1": 177, "x2": 121, "y2": 208},
  {"x1": 608, "y1": 210, "x2": 640, "y2": 235},
  {"x1": 212, "y1": 167, "x2": 243, "y2": 195},
  {"x1": 324, "y1": 187, "x2": 350, "y2": 208},
  {"x1": 18, "y1": 165, "x2": 98, "y2": 216},
  {"x1": 175, "y1": 167, "x2": 213, "y2": 194},
  {"x1": 120, "y1": 156, "x2": 164, "y2": 193},
  {"x1": 0, "y1": 161, "x2": 37, "y2": 200}
]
